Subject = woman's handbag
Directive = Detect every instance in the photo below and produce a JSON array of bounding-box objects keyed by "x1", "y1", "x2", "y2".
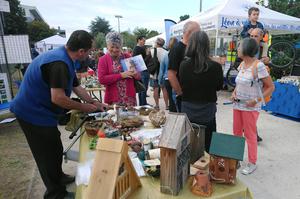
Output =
[{"x1": 134, "y1": 80, "x2": 146, "y2": 93}]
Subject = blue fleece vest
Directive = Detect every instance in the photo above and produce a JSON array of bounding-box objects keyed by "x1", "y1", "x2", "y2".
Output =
[{"x1": 10, "y1": 46, "x2": 76, "y2": 126}]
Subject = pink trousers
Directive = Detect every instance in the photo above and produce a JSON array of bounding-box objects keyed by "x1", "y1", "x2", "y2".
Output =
[{"x1": 233, "y1": 109, "x2": 259, "y2": 164}]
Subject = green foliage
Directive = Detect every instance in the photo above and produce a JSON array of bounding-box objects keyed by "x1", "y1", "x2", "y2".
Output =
[
  {"x1": 121, "y1": 31, "x2": 136, "y2": 49},
  {"x1": 147, "y1": 30, "x2": 159, "y2": 39},
  {"x1": 133, "y1": 28, "x2": 159, "y2": 39},
  {"x1": 3, "y1": 0, "x2": 27, "y2": 35},
  {"x1": 179, "y1": 14, "x2": 190, "y2": 22},
  {"x1": 27, "y1": 20, "x2": 56, "y2": 42},
  {"x1": 268, "y1": 0, "x2": 300, "y2": 18},
  {"x1": 133, "y1": 27, "x2": 150, "y2": 38},
  {"x1": 89, "y1": 17, "x2": 112, "y2": 37},
  {"x1": 94, "y1": 32, "x2": 106, "y2": 49}
]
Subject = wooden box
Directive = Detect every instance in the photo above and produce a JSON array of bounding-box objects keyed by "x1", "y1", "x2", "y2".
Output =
[
  {"x1": 86, "y1": 138, "x2": 141, "y2": 199},
  {"x1": 159, "y1": 113, "x2": 193, "y2": 195}
]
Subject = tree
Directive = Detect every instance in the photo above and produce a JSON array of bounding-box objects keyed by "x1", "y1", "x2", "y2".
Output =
[
  {"x1": 89, "y1": 17, "x2": 112, "y2": 37},
  {"x1": 3, "y1": 0, "x2": 27, "y2": 35},
  {"x1": 94, "y1": 32, "x2": 106, "y2": 49},
  {"x1": 179, "y1": 14, "x2": 190, "y2": 22},
  {"x1": 27, "y1": 20, "x2": 56, "y2": 42},
  {"x1": 121, "y1": 31, "x2": 136, "y2": 48},
  {"x1": 147, "y1": 30, "x2": 159, "y2": 39},
  {"x1": 133, "y1": 27, "x2": 150, "y2": 38},
  {"x1": 268, "y1": 0, "x2": 300, "y2": 18}
]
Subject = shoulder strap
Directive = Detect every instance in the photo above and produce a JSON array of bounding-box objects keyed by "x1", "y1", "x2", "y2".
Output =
[
  {"x1": 154, "y1": 48, "x2": 157, "y2": 58},
  {"x1": 238, "y1": 61, "x2": 245, "y2": 71},
  {"x1": 251, "y1": 60, "x2": 260, "y2": 80}
]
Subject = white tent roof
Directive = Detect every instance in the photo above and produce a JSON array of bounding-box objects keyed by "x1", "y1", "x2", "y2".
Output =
[
  {"x1": 36, "y1": 35, "x2": 67, "y2": 46},
  {"x1": 145, "y1": 33, "x2": 166, "y2": 46},
  {"x1": 170, "y1": 0, "x2": 300, "y2": 36}
]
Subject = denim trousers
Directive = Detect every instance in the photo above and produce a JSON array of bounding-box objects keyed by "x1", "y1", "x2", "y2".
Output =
[{"x1": 138, "y1": 70, "x2": 150, "y2": 106}]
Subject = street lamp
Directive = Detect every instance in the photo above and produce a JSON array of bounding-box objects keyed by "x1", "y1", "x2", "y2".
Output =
[{"x1": 115, "y1": 15, "x2": 123, "y2": 33}]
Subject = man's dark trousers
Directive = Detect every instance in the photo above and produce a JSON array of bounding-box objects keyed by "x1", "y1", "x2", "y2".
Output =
[{"x1": 18, "y1": 118, "x2": 67, "y2": 199}]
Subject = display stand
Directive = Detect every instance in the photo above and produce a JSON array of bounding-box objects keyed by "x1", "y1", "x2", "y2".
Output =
[{"x1": 263, "y1": 82, "x2": 300, "y2": 119}]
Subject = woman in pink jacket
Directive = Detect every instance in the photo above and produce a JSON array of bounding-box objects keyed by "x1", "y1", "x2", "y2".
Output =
[{"x1": 98, "y1": 32, "x2": 140, "y2": 106}]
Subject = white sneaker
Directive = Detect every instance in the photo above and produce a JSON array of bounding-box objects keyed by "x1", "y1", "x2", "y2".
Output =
[{"x1": 241, "y1": 162, "x2": 257, "y2": 175}]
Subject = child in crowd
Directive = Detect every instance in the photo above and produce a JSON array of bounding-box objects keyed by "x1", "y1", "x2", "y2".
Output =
[{"x1": 241, "y1": 7, "x2": 264, "y2": 39}]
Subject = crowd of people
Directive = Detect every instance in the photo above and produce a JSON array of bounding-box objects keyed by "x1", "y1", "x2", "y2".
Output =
[{"x1": 9, "y1": 6, "x2": 275, "y2": 199}]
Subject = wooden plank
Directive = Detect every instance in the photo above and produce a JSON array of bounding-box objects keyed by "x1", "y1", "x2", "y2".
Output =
[
  {"x1": 159, "y1": 113, "x2": 177, "y2": 148},
  {"x1": 193, "y1": 156, "x2": 210, "y2": 170},
  {"x1": 86, "y1": 151, "x2": 122, "y2": 199},
  {"x1": 96, "y1": 138, "x2": 124, "y2": 153}
]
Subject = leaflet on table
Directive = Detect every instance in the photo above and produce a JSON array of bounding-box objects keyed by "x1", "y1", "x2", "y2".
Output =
[{"x1": 121, "y1": 55, "x2": 147, "y2": 72}]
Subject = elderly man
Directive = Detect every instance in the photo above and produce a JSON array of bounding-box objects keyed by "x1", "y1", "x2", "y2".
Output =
[
  {"x1": 250, "y1": 28, "x2": 271, "y2": 143},
  {"x1": 168, "y1": 21, "x2": 200, "y2": 112},
  {"x1": 10, "y1": 30, "x2": 106, "y2": 199},
  {"x1": 250, "y1": 28, "x2": 270, "y2": 65}
]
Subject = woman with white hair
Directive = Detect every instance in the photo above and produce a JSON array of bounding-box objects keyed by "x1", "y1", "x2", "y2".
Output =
[{"x1": 98, "y1": 32, "x2": 141, "y2": 106}]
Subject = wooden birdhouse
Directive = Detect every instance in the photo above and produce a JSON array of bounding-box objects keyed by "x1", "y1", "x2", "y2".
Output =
[
  {"x1": 209, "y1": 132, "x2": 245, "y2": 184},
  {"x1": 86, "y1": 138, "x2": 141, "y2": 199},
  {"x1": 158, "y1": 113, "x2": 193, "y2": 195}
]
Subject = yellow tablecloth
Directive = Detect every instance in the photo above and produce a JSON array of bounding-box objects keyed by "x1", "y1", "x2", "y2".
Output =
[{"x1": 76, "y1": 132, "x2": 253, "y2": 199}]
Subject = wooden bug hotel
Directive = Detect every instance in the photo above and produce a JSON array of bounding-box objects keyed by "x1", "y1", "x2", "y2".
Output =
[
  {"x1": 209, "y1": 132, "x2": 245, "y2": 184},
  {"x1": 159, "y1": 113, "x2": 193, "y2": 195},
  {"x1": 86, "y1": 138, "x2": 141, "y2": 199}
]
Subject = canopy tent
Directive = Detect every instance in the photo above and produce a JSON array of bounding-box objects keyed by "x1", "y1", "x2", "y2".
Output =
[
  {"x1": 145, "y1": 33, "x2": 166, "y2": 47},
  {"x1": 170, "y1": 0, "x2": 300, "y2": 37},
  {"x1": 35, "y1": 35, "x2": 67, "y2": 53},
  {"x1": 167, "y1": 0, "x2": 300, "y2": 55}
]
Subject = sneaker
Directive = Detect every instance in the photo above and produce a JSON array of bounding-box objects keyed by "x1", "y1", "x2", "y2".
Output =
[
  {"x1": 241, "y1": 162, "x2": 257, "y2": 175},
  {"x1": 257, "y1": 135, "x2": 263, "y2": 142}
]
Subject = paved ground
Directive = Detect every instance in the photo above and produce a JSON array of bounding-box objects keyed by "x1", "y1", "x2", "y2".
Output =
[{"x1": 1, "y1": 90, "x2": 300, "y2": 199}]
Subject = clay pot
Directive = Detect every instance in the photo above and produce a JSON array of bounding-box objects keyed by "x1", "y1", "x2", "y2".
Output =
[{"x1": 195, "y1": 171, "x2": 210, "y2": 187}]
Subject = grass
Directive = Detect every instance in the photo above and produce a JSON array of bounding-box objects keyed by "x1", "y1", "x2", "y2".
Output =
[{"x1": 0, "y1": 117, "x2": 36, "y2": 199}]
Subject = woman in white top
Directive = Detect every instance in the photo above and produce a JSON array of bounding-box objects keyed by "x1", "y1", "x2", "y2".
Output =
[{"x1": 231, "y1": 38, "x2": 274, "y2": 175}]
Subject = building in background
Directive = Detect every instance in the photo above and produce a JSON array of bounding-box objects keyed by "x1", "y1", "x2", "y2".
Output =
[{"x1": 21, "y1": 4, "x2": 44, "y2": 22}]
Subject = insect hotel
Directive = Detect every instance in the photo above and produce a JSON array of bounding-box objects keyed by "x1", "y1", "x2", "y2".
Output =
[
  {"x1": 209, "y1": 132, "x2": 245, "y2": 184},
  {"x1": 86, "y1": 138, "x2": 141, "y2": 199},
  {"x1": 159, "y1": 113, "x2": 193, "y2": 195}
]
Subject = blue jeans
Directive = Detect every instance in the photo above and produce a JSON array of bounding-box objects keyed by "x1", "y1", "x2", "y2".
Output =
[{"x1": 138, "y1": 70, "x2": 150, "y2": 106}]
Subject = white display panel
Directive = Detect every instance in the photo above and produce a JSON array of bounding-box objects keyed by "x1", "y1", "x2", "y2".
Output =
[{"x1": 0, "y1": 35, "x2": 32, "y2": 64}]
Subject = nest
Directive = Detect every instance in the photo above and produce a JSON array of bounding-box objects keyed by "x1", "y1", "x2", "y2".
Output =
[
  {"x1": 119, "y1": 116, "x2": 144, "y2": 128},
  {"x1": 138, "y1": 107, "x2": 154, "y2": 116},
  {"x1": 149, "y1": 110, "x2": 166, "y2": 128},
  {"x1": 84, "y1": 121, "x2": 104, "y2": 137}
]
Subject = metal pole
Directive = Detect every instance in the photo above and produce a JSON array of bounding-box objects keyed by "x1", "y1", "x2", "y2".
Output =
[
  {"x1": 115, "y1": 15, "x2": 123, "y2": 33},
  {"x1": 117, "y1": 17, "x2": 120, "y2": 33},
  {"x1": 200, "y1": 0, "x2": 202, "y2": 12},
  {"x1": 0, "y1": 11, "x2": 14, "y2": 97}
]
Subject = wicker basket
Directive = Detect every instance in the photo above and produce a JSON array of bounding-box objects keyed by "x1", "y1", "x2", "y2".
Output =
[{"x1": 148, "y1": 110, "x2": 166, "y2": 128}]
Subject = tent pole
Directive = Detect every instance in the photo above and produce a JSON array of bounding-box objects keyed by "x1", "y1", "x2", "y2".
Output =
[{"x1": 214, "y1": 29, "x2": 218, "y2": 56}]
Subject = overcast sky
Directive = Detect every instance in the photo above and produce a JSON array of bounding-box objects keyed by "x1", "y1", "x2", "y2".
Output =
[{"x1": 19, "y1": 0, "x2": 225, "y2": 36}]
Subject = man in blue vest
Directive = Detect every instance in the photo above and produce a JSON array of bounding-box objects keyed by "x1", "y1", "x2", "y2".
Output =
[{"x1": 10, "y1": 30, "x2": 106, "y2": 199}]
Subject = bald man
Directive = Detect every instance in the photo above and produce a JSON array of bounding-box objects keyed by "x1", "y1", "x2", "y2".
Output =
[
  {"x1": 250, "y1": 28, "x2": 270, "y2": 65},
  {"x1": 168, "y1": 21, "x2": 200, "y2": 112}
]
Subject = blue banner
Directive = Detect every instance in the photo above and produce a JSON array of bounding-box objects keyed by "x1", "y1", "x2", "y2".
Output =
[{"x1": 164, "y1": 19, "x2": 177, "y2": 48}]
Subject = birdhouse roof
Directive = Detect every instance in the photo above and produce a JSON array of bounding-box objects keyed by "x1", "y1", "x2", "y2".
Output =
[
  {"x1": 209, "y1": 132, "x2": 245, "y2": 161},
  {"x1": 159, "y1": 113, "x2": 193, "y2": 149}
]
